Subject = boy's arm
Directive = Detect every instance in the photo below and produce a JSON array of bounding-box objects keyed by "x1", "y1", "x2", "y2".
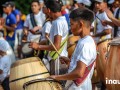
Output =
[
  {"x1": 30, "y1": 35, "x2": 62, "y2": 51},
  {"x1": 50, "y1": 61, "x2": 86, "y2": 80}
]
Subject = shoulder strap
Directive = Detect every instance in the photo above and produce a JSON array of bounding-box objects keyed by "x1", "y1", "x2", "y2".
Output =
[
  {"x1": 49, "y1": 36, "x2": 68, "y2": 60},
  {"x1": 42, "y1": 18, "x2": 51, "y2": 27},
  {"x1": 30, "y1": 13, "x2": 37, "y2": 27},
  {"x1": 115, "y1": 8, "x2": 120, "y2": 19},
  {"x1": 114, "y1": 8, "x2": 120, "y2": 37}
]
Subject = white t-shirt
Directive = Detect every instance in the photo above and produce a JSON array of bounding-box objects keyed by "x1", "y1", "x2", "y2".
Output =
[
  {"x1": 41, "y1": 21, "x2": 52, "y2": 41},
  {"x1": 48, "y1": 16, "x2": 68, "y2": 60},
  {"x1": 67, "y1": 36, "x2": 97, "y2": 90},
  {"x1": 24, "y1": 10, "x2": 46, "y2": 41},
  {"x1": 114, "y1": 7, "x2": 120, "y2": 37},
  {"x1": 0, "y1": 37, "x2": 15, "y2": 64},
  {"x1": 92, "y1": 11, "x2": 112, "y2": 43},
  {"x1": 0, "y1": 55, "x2": 11, "y2": 82}
]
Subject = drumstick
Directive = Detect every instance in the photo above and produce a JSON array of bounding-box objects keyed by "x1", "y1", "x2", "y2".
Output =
[
  {"x1": 46, "y1": 36, "x2": 69, "y2": 67},
  {"x1": 46, "y1": 36, "x2": 60, "y2": 56}
]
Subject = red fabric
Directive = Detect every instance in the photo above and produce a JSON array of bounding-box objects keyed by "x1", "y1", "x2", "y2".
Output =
[
  {"x1": 73, "y1": 61, "x2": 95, "y2": 86},
  {"x1": 61, "y1": 10, "x2": 66, "y2": 15}
]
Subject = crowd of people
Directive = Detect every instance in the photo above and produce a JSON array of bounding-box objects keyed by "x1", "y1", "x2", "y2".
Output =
[{"x1": 0, "y1": 0, "x2": 120, "y2": 90}]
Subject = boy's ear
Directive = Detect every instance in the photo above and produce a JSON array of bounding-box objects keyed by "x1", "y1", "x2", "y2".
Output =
[
  {"x1": 47, "y1": 8, "x2": 50, "y2": 13},
  {"x1": 78, "y1": 20, "x2": 84, "y2": 28}
]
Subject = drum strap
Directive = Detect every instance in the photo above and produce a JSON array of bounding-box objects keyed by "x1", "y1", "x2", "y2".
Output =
[
  {"x1": 49, "y1": 36, "x2": 68, "y2": 60},
  {"x1": 10, "y1": 72, "x2": 49, "y2": 83},
  {"x1": 73, "y1": 61, "x2": 95, "y2": 86},
  {"x1": 65, "y1": 61, "x2": 95, "y2": 90}
]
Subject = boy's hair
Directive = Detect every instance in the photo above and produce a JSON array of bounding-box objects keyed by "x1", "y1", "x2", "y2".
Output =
[
  {"x1": 45, "y1": 0, "x2": 62, "y2": 13},
  {"x1": 31, "y1": 0, "x2": 40, "y2": 5},
  {"x1": 69, "y1": 8, "x2": 94, "y2": 26}
]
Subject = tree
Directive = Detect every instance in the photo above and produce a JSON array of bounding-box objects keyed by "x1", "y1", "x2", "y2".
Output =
[{"x1": 13, "y1": 0, "x2": 32, "y2": 15}]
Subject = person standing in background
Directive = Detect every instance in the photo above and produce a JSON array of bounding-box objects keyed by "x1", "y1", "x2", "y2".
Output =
[
  {"x1": 24, "y1": 0, "x2": 45, "y2": 42},
  {"x1": 9, "y1": 1, "x2": 24, "y2": 58},
  {"x1": 2, "y1": 2, "x2": 17, "y2": 50}
]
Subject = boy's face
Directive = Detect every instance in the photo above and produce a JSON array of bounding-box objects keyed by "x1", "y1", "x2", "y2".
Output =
[
  {"x1": 95, "y1": 2, "x2": 106, "y2": 11},
  {"x1": 31, "y1": 2, "x2": 40, "y2": 13},
  {"x1": 70, "y1": 19, "x2": 82, "y2": 36},
  {"x1": 3, "y1": 6, "x2": 12, "y2": 14}
]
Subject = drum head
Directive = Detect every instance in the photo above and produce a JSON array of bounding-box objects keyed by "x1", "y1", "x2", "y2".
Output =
[
  {"x1": 109, "y1": 38, "x2": 120, "y2": 46},
  {"x1": 22, "y1": 43, "x2": 33, "y2": 56}
]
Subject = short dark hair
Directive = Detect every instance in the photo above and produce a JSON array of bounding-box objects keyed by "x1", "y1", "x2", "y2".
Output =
[
  {"x1": 70, "y1": 8, "x2": 94, "y2": 25},
  {"x1": 31, "y1": 0, "x2": 40, "y2": 5},
  {"x1": 45, "y1": 0, "x2": 62, "y2": 13}
]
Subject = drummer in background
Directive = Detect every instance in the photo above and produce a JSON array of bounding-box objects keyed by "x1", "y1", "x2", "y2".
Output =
[
  {"x1": 49, "y1": 8, "x2": 97, "y2": 90},
  {"x1": 102, "y1": 2, "x2": 120, "y2": 37},
  {"x1": 23, "y1": 0, "x2": 45, "y2": 42},
  {"x1": 2, "y1": 2, "x2": 17, "y2": 50},
  {"x1": 30, "y1": 0, "x2": 68, "y2": 75},
  {"x1": 0, "y1": 39, "x2": 11, "y2": 90},
  {"x1": 91, "y1": 0, "x2": 112, "y2": 43},
  {"x1": 105, "y1": 6, "x2": 120, "y2": 27}
]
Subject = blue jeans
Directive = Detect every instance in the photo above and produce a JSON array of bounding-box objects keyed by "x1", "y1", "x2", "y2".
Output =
[{"x1": 7, "y1": 40, "x2": 15, "y2": 50}]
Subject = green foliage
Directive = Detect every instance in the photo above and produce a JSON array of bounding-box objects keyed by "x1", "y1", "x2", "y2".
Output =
[{"x1": 13, "y1": 0, "x2": 33, "y2": 15}]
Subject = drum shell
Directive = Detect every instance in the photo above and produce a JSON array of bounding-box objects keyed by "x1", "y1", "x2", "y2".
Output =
[
  {"x1": 67, "y1": 35, "x2": 80, "y2": 58},
  {"x1": 10, "y1": 57, "x2": 50, "y2": 90},
  {"x1": 23, "y1": 80, "x2": 62, "y2": 90},
  {"x1": 105, "y1": 44, "x2": 120, "y2": 90},
  {"x1": 96, "y1": 40, "x2": 111, "y2": 83}
]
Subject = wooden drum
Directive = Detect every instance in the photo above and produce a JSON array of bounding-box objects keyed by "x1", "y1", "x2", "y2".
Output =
[
  {"x1": 23, "y1": 79, "x2": 62, "y2": 90},
  {"x1": 10, "y1": 57, "x2": 50, "y2": 90},
  {"x1": 96, "y1": 39, "x2": 111, "y2": 83},
  {"x1": 67, "y1": 35, "x2": 80, "y2": 58},
  {"x1": 105, "y1": 38, "x2": 120, "y2": 90}
]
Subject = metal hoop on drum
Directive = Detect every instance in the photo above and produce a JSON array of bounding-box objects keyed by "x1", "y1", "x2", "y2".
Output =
[{"x1": 23, "y1": 78, "x2": 62, "y2": 90}]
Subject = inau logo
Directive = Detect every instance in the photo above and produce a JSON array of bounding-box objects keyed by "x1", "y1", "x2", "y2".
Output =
[{"x1": 106, "y1": 78, "x2": 120, "y2": 84}]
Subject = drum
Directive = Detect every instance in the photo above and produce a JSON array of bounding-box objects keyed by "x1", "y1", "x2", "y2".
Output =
[
  {"x1": 10, "y1": 57, "x2": 50, "y2": 90},
  {"x1": 23, "y1": 79, "x2": 62, "y2": 90},
  {"x1": 22, "y1": 42, "x2": 34, "y2": 57},
  {"x1": 96, "y1": 39, "x2": 111, "y2": 83},
  {"x1": 105, "y1": 38, "x2": 120, "y2": 90},
  {"x1": 67, "y1": 35, "x2": 80, "y2": 58}
]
